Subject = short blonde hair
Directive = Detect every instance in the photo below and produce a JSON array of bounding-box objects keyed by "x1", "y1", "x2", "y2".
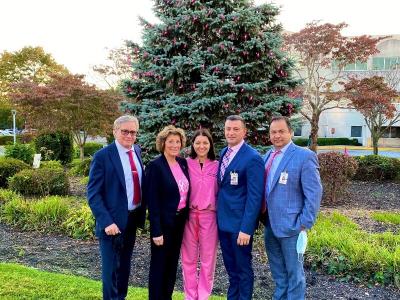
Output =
[{"x1": 156, "y1": 125, "x2": 186, "y2": 153}]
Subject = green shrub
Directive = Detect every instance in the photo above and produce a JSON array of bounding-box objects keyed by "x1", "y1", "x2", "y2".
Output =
[
  {"x1": 40, "y1": 160, "x2": 63, "y2": 170},
  {"x1": 353, "y1": 155, "x2": 400, "y2": 181},
  {"x1": 0, "y1": 136, "x2": 16, "y2": 145},
  {"x1": 293, "y1": 137, "x2": 361, "y2": 147},
  {"x1": 75, "y1": 142, "x2": 103, "y2": 158},
  {"x1": 34, "y1": 132, "x2": 74, "y2": 165},
  {"x1": 4, "y1": 143, "x2": 35, "y2": 164},
  {"x1": 63, "y1": 203, "x2": 95, "y2": 239},
  {"x1": 318, "y1": 152, "x2": 358, "y2": 204},
  {"x1": 308, "y1": 211, "x2": 400, "y2": 287},
  {"x1": 0, "y1": 188, "x2": 22, "y2": 206},
  {"x1": 70, "y1": 157, "x2": 92, "y2": 177},
  {"x1": 29, "y1": 196, "x2": 70, "y2": 232},
  {"x1": 8, "y1": 168, "x2": 69, "y2": 197},
  {"x1": 0, "y1": 157, "x2": 29, "y2": 188}
]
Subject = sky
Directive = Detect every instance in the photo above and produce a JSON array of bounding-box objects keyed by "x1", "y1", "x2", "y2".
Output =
[{"x1": 1, "y1": 0, "x2": 399, "y2": 87}]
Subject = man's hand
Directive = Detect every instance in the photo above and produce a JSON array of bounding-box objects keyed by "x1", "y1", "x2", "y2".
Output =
[
  {"x1": 152, "y1": 235, "x2": 164, "y2": 246},
  {"x1": 237, "y1": 231, "x2": 251, "y2": 246},
  {"x1": 104, "y1": 223, "x2": 120, "y2": 235}
]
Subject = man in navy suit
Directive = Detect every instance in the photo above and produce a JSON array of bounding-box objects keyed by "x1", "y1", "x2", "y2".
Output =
[
  {"x1": 217, "y1": 115, "x2": 264, "y2": 300},
  {"x1": 263, "y1": 116, "x2": 322, "y2": 300},
  {"x1": 88, "y1": 115, "x2": 146, "y2": 300}
]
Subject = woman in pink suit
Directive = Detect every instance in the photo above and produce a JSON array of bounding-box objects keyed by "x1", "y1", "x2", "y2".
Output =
[{"x1": 181, "y1": 128, "x2": 219, "y2": 300}]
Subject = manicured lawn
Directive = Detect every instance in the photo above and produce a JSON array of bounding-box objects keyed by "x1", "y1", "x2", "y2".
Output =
[
  {"x1": 371, "y1": 211, "x2": 400, "y2": 225},
  {"x1": 0, "y1": 263, "x2": 224, "y2": 300}
]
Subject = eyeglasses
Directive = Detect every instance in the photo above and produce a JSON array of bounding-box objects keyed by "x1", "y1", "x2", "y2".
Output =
[{"x1": 120, "y1": 129, "x2": 138, "y2": 137}]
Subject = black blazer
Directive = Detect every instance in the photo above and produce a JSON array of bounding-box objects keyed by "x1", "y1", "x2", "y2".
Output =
[{"x1": 145, "y1": 154, "x2": 190, "y2": 238}]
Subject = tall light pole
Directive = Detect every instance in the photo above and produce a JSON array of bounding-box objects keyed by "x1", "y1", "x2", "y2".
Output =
[{"x1": 11, "y1": 109, "x2": 16, "y2": 145}]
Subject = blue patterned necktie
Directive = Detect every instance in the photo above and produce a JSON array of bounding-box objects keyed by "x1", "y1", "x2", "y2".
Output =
[{"x1": 220, "y1": 147, "x2": 233, "y2": 180}]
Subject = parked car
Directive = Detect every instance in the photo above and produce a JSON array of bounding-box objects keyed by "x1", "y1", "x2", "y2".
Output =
[{"x1": 0, "y1": 129, "x2": 14, "y2": 136}]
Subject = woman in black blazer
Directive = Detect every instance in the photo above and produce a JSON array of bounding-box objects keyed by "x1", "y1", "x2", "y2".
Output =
[{"x1": 145, "y1": 125, "x2": 190, "y2": 300}]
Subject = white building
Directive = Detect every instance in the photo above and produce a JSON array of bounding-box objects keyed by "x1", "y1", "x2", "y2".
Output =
[{"x1": 297, "y1": 35, "x2": 400, "y2": 147}]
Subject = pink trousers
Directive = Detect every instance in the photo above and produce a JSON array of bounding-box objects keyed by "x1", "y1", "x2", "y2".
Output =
[{"x1": 181, "y1": 210, "x2": 218, "y2": 300}]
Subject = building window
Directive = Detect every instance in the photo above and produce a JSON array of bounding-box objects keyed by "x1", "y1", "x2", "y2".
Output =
[
  {"x1": 293, "y1": 126, "x2": 302, "y2": 136},
  {"x1": 382, "y1": 127, "x2": 400, "y2": 138},
  {"x1": 351, "y1": 126, "x2": 362, "y2": 137},
  {"x1": 333, "y1": 60, "x2": 367, "y2": 71},
  {"x1": 372, "y1": 57, "x2": 400, "y2": 70}
]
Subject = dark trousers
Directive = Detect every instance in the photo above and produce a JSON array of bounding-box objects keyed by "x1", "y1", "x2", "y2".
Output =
[
  {"x1": 219, "y1": 230, "x2": 254, "y2": 300},
  {"x1": 149, "y1": 212, "x2": 186, "y2": 300},
  {"x1": 99, "y1": 210, "x2": 138, "y2": 300}
]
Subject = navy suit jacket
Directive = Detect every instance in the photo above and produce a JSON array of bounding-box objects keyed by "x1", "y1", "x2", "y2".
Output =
[
  {"x1": 145, "y1": 154, "x2": 190, "y2": 238},
  {"x1": 217, "y1": 142, "x2": 264, "y2": 235},
  {"x1": 87, "y1": 142, "x2": 146, "y2": 239},
  {"x1": 264, "y1": 142, "x2": 322, "y2": 238}
]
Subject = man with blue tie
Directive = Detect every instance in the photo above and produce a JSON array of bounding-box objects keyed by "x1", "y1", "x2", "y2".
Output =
[
  {"x1": 262, "y1": 116, "x2": 322, "y2": 300},
  {"x1": 88, "y1": 115, "x2": 146, "y2": 300},
  {"x1": 217, "y1": 115, "x2": 264, "y2": 300}
]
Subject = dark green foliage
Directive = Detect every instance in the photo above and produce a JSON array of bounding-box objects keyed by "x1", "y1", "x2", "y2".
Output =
[
  {"x1": 4, "y1": 143, "x2": 35, "y2": 164},
  {"x1": 318, "y1": 152, "x2": 358, "y2": 204},
  {"x1": 75, "y1": 142, "x2": 103, "y2": 158},
  {"x1": 0, "y1": 136, "x2": 17, "y2": 145},
  {"x1": 34, "y1": 132, "x2": 74, "y2": 164},
  {"x1": 0, "y1": 157, "x2": 29, "y2": 188},
  {"x1": 8, "y1": 168, "x2": 69, "y2": 197},
  {"x1": 121, "y1": 0, "x2": 300, "y2": 157},
  {"x1": 293, "y1": 137, "x2": 361, "y2": 147},
  {"x1": 70, "y1": 158, "x2": 92, "y2": 177},
  {"x1": 353, "y1": 155, "x2": 400, "y2": 181}
]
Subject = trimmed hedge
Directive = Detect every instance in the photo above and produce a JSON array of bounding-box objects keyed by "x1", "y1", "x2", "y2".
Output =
[
  {"x1": 35, "y1": 132, "x2": 74, "y2": 165},
  {"x1": 318, "y1": 152, "x2": 358, "y2": 204},
  {"x1": 294, "y1": 137, "x2": 361, "y2": 147},
  {"x1": 353, "y1": 155, "x2": 400, "y2": 181},
  {"x1": 75, "y1": 142, "x2": 103, "y2": 158},
  {"x1": 8, "y1": 168, "x2": 69, "y2": 197},
  {"x1": 0, "y1": 157, "x2": 29, "y2": 188},
  {"x1": 4, "y1": 143, "x2": 35, "y2": 164},
  {"x1": 40, "y1": 160, "x2": 63, "y2": 170}
]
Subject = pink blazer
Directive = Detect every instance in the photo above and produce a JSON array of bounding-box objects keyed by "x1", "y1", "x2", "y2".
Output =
[{"x1": 187, "y1": 158, "x2": 219, "y2": 211}]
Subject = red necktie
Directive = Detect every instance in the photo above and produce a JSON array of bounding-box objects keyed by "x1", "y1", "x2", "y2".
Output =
[
  {"x1": 261, "y1": 150, "x2": 281, "y2": 213},
  {"x1": 127, "y1": 150, "x2": 141, "y2": 205}
]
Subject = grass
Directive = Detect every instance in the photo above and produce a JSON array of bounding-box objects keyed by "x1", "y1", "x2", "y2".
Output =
[
  {"x1": 371, "y1": 211, "x2": 400, "y2": 225},
  {"x1": 307, "y1": 211, "x2": 400, "y2": 287},
  {"x1": 0, "y1": 263, "x2": 225, "y2": 300}
]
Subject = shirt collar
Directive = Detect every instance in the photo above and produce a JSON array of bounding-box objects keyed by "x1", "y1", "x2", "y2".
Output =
[
  {"x1": 229, "y1": 139, "x2": 244, "y2": 152},
  {"x1": 272, "y1": 141, "x2": 292, "y2": 154},
  {"x1": 115, "y1": 140, "x2": 134, "y2": 153}
]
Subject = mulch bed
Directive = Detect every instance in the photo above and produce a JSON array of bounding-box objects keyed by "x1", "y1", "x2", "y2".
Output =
[{"x1": 1, "y1": 180, "x2": 399, "y2": 299}]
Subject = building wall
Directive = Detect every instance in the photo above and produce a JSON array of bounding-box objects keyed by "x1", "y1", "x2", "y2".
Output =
[{"x1": 296, "y1": 35, "x2": 400, "y2": 147}]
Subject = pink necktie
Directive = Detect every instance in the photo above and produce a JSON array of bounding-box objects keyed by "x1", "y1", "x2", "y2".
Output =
[
  {"x1": 261, "y1": 150, "x2": 281, "y2": 213},
  {"x1": 220, "y1": 147, "x2": 233, "y2": 180},
  {"x1": 127, "y1": 150, "x2": 141, "y2": 205}
]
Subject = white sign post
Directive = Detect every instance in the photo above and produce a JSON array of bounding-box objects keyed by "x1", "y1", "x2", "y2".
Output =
[{"x1": 32, "y1": 153, "x2": 42, "y2": 169}]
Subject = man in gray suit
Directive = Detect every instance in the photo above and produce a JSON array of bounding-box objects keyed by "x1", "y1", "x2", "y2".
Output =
[{"x1": 263, "y1": 116, "x2": 322, "y2": 300}]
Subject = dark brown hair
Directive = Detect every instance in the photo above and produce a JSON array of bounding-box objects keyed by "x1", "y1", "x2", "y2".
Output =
[
  {"x1": 226, "y1": 115, "x2": 246, "y2": 128},
  {"x1": 270, "y1": 116, "x2": 293, "y2": 132},
  {"x1": 189, "y1": 128, "x2": 216, "y2": 160}
]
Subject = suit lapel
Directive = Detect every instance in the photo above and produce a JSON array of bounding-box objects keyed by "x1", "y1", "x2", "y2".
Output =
[
  {"x1": 108, "y1": 142, "x2": 127, "y2": 194},
  {"x1": 133, "y1": 144, "x2": 144, "y2": 178},
  {"x1": 221, "y1": 143, "x2": 247, "y2": 183},
  {"x1": 269, "y1": 143, "x2": 297, "y2": 193}
]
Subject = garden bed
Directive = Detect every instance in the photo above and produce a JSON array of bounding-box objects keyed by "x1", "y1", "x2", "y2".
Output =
[{"x1": 0, "y1": 180, "x2": 399, "y2": 299}]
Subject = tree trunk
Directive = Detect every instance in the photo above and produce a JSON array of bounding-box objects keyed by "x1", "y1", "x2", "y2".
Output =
[
  {"x1": 309, "y1": 114, "x2": 320, "y2": 153},
  {"x1": 80, "y1": 144, "x2": 85, "y2": 161},
  {"x1": 372, "y1": 133, "x2": 379, "y2": 155}
]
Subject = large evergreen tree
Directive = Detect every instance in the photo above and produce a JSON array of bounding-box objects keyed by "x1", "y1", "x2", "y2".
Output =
[{"x1": 121, "y1": 0, "x2": 299, "y2": 154}]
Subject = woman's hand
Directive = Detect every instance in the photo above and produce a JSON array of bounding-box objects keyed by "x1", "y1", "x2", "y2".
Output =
[{"x1": 152, "y1": 235, "x2": 164, "y2": 246}]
